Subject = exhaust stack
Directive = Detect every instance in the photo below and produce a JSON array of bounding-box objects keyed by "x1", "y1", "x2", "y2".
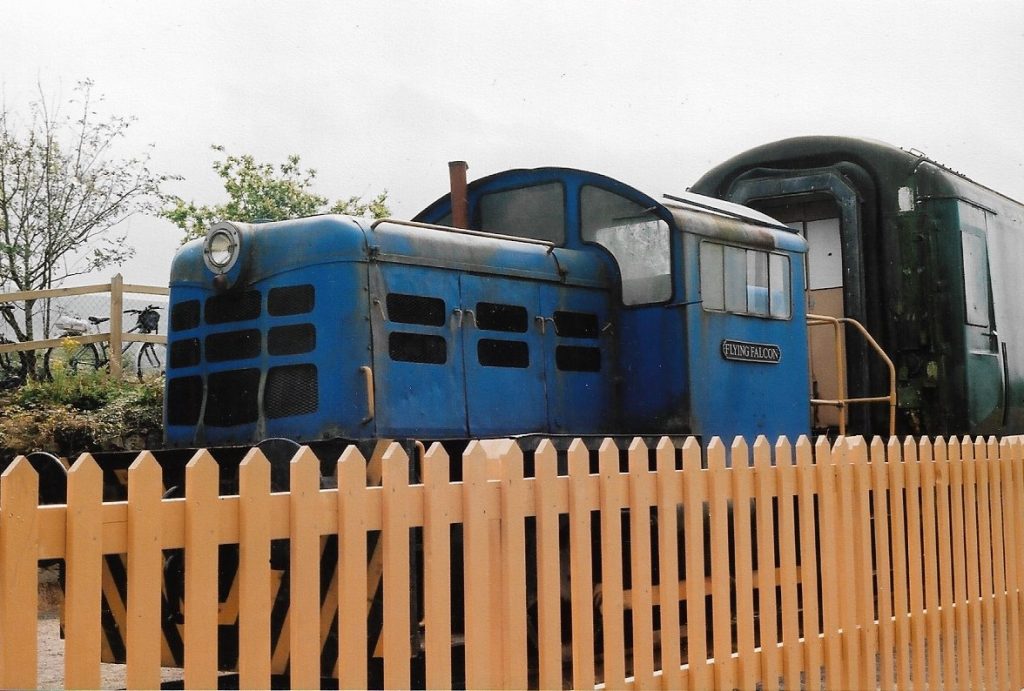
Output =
[{"x1": 448, "y1": 160, "x2": 469, "y2": 229}]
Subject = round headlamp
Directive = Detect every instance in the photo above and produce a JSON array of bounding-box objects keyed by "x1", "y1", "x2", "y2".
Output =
[{"x1": 203, "y1": 222, "x2": 242, "y2": 274}]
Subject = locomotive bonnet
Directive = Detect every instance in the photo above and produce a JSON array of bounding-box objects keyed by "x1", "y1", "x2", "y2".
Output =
[{"x1": 164, "y1": 166, "x2": 809, "y2": 447}]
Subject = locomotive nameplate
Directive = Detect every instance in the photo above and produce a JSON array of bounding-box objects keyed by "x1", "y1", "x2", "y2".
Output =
[{"x1": 720, "y1": 339, "x2": 781, "y2": 364}]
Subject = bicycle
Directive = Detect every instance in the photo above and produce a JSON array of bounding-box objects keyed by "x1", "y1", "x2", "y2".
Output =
[
  {"x1": 0, "y1": 305, "x2": 28, "y2": 389},
  {"x1": 0, "y1": 333, "x2": 28, "y2": 389},
  {"x1": 43, "y1": 304, "x2": 165, "y2": 381}
]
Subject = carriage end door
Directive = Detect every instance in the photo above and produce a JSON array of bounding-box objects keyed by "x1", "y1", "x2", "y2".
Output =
[{"x1": 960, "y1": 204, "x2": 1004, "y2": 433}]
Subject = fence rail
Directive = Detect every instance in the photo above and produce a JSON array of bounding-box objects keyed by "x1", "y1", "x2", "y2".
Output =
[
  {"x1": 1, "y1": 434, "x2": 1023, "y2": 688},
  {"x1": 0, "y1": 274, "x2": 168, "y2": 379}
]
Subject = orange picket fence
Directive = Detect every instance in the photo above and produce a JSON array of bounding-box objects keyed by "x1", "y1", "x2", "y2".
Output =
[{"x1": 1, "y1": 435, "x2": 1023, "y2": 689}]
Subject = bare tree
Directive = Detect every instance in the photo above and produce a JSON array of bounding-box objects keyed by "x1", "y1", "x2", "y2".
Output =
[{"x1": 0, "y1": 80, "x2": 166, "y2": 354}]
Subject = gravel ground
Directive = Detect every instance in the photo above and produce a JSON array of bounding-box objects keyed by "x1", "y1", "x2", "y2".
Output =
[{"x1": 36, "y1": 578, "x2": 184, "y2": 690}]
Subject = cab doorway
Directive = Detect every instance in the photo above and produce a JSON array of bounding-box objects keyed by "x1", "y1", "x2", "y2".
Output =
[{"x1": 759, "y1": 198, "x2": 844, "y2": 430}]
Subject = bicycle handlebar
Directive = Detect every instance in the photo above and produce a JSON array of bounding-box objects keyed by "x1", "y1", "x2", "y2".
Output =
[{"x1": 124, "y1": 305, "x2": 163, "y2": 314}]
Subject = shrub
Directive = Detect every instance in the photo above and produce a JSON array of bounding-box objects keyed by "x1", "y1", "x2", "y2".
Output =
[{"x1": 0, "y1": 374, "x2": 164, "y2": 460}]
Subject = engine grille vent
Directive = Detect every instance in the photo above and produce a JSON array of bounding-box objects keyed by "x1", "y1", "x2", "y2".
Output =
[
  {"x1": 169, "y1": 339, "x2": 201, "y2": 369},
  {"x1": 205, "y1": 329, "x2": 261, "y2": 362},
  {"x1": 265, "y1": 364, "x2": 319, "y2": 419},
  {"x1": 167, "y1": 376, "x2": 202, "y2": 426},
  {"x1": 268, "y1": 284, "x2": 315, "y2": 316},
  {"x1": 205, "y1": 291, "x2": 261, "y2": 324},
  {"x1": 205, "y1": 369, "x2": 260, "y2": 426},
  {"x1": 268, "y1": 324, "x2": 316, "y2": 356},
  {"x1": 171, "y1": 300, "x2": 201, "y2": 331}
]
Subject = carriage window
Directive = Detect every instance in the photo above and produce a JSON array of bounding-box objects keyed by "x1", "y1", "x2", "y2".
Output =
[
  {"x1": 478, "y1": 183, "x2": 565, "y2": 243},
  {"x1": 700, "y1": 241, "x2": 791, "y2": 319},
  {"x1": 581, "y1": 186, "x2": 671, "y2": 305},
  {"x1": 961, "y1": 230, "x2": 989, "y2": 328}
]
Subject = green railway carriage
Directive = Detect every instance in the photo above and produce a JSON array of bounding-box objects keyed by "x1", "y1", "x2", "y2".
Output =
[{"x1": 692, "y1": 136, "x2": 1024, "y2": 436}]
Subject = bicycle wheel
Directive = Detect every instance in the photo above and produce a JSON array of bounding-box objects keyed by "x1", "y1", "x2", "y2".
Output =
[
  {"x1": 0, "y1": 351, "x2": 25, "y2": 389},
  {"x1": 137, "y1": 342, "x2": 164, "y2": 380},
  {"x1": 68, "y1": 344, "x2": 101, "y2": 375},
  {"x1": 42, "y1": 347, "x2": 58, "y2": 381},
  {"x1": 46, "y1": 343, "x2": 101, "y2": 380}
]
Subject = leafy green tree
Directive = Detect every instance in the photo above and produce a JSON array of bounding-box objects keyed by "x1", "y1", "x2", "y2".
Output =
[
  {"x1": 163, "y1": 145, "x2": 390, "y2": 242},
  {"x1": 0, "y1": 80, "x2": 166, "y2": 345}
]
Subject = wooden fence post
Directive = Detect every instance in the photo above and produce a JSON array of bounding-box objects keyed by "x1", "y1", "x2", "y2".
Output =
[
  {"x1": 238, "y1": 449, "x2": 272, "y2": 690},
  {"x1": 567, "y1": 439, "x2": 596, "y2": 690},
  {"x1": 708, "y1": 438, "x2": 736, "y2": 690},
  {"x1": 682, "y1": 437, "x2": 710, "y2": 689},
  {"x1": 126, "y1": 452, "x2": 163, "y2": 690},
  {"x1": 109, "y1": 273, "x2": 123, "y2": 379},
  {"x1": 462, "y1": 442, "x2": 493, "y2": 690},
  {"x1": 627, "y1": 438, "x2": 656, "y2": 687},
  {"x1": 654, "y1": 437, "x2": 682, "y2": 689},
  {"x1": 289, "y1": 447, "x2": 322, "y2": 690},
  {"x1": 597, "y1": 439, "x2": 626, "y2": 688},
  {"x1": 64, "y1": 454, "x2": 104, "y2": 690},
  {"x1": 532, "y1": 441, "x2": 563, "y2": 690},
  {"x1": 498, "y1": 442, "x2": 528, "y2": 688},
  {"x1": 184, "y1": 451, "x2": 221, "y2": 689},
  {"x1": 381, "y1": 443, "x2": 412, "y2": 689},
  {"x1": 0, "y1": 458, "x2": 39, "y2": 690},
  {"x1": 421, "y1": 443, "x2": 452, "y2": 689}
]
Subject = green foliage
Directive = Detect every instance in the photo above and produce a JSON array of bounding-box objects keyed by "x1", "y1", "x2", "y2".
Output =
[
  {"x1": 163, "y1": 145, "x2": 391, "y2": 243},
  {"x1": 0, "y1": 80, "x2": 169, "y2": 343},
  {"x1": 0, "y1": 374, "x2": 163, "y2": 459}
]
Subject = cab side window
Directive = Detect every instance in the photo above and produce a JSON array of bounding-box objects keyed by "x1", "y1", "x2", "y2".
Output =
[
  {"x1": 581, "y1": 185, "x2": 671, "y2": 305},
  {"x1": 700, "y1": 241, "x2": 791, "y2": 319}
]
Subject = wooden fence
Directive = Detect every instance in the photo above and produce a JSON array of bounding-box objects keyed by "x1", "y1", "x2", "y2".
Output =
[
  {"x1": 1, "y1": 434, "x2": 1023, "y2": 689},
  {"x1": 0, "y1": 273, "x2": 167, "y2": 379}
]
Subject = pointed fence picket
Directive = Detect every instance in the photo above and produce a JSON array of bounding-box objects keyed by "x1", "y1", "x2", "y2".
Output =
[{"x1": 2, "y1": 435, "x2": 1024, "y2": 689}]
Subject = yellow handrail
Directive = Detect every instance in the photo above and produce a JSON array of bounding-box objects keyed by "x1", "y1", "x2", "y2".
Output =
[{"x1": 807, "y1": 313, "x2": 897, "y2": 436}]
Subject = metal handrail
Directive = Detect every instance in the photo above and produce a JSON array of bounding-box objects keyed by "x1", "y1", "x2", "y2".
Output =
[{"x1": 807, "y1": 313, "x2": 897, "y2": 436}]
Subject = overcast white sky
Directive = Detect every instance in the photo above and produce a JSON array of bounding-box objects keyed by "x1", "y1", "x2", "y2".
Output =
[{"x1": 2, "y1": 0, "x2": 1023, "y2": 285}]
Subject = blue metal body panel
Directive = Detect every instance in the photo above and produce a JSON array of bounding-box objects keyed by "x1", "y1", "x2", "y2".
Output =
[
  {"x1": 369, "y1": 263, "x2": 467, "y2": 438},
  {"x1": 460, "y1": 274, "x2": 547, "y2": 436},
  {"x1": 539, "y1": 285, "x2": 615, "y2": 433},
  {"x1": 679, "y1": 224, "x2": 809, "y2": 443},
  {"x1": 617, "y1": 306, "x2": 690, "y2": 433}
]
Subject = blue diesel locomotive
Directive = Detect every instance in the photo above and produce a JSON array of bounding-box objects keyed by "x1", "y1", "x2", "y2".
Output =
[{"x1": 165, "y1": 165, "x2": 809, "y2": 447}]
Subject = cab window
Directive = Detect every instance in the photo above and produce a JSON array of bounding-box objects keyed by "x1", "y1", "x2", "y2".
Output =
[
  {"x1": 700, "y1": 241, "x2": 791, "y2": 319},
  {"x1": 581, "y1": 185, "x2": 671, "y2": 305},
  {"x1": 478, "y1": 183, "x2": 566, "y2": 244}
]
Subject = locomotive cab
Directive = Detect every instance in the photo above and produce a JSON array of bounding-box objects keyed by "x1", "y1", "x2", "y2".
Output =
[
  {"x1": 164, "y1": 166, "x2": 810, "y2": 448},
  {"x1": 415, "y1": 168, "x2": 810, "y2": 441}
]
